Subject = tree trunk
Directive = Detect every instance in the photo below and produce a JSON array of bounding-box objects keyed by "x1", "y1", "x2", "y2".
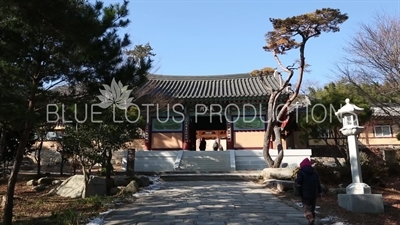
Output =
[
  {"x1": 35, "y1": 137, "x2": 44, "y2": 177},
  {"x1": 82, "y1": 169, "x2": 89, "y2": 199},
  {"x1": 0, "y1": 128, "x2": 6, "y2": 163},
  {"x1": 101, "y1": 149, "x2": 107, "y2": 176},
  {"x1": 2, "y1": 160, "x2": 6, "y2": 179},
  {"x1": 263, "y1": 121, "x2": 275, "y2": 167},
  {"x1": 105, "y1": 149, "x2": 112, "y2": 179},
  {"x1": 3, "y1": 125, "x2": 32, "y2": 225},
  {"x1": 272, "y1": 125, "x2": 284, "y2": 168},
  {"x1": 73, "y1": 154, "x2": 77, "y2": 175},
  {"x1": 3, "y1": 73, "x2": 38, "y2": 224},
  {"x1": 59, "y1": 151, "x2": 64, "y2": 176},
  {"x1": 263, "y1": 95, "x2": 277, "y2": 167},
  {"x1": 0, "y1": 128, "x2": 6, "y2": 179},
  {"x1": 105, "y1": 149, "x2": 113, "y2": 195},
  {"x1": 79, "y1": 159, "x2": 89, "y2": 199},
  {"x1": 60, "y1": 159, "x2": 64, "y2": 176}
]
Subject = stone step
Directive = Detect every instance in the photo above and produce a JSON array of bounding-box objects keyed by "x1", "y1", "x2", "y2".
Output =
[
  {"x1": 178, "y1": 151, "x2": 232, "y2": 172},
  {"x1": 159, "y1": 172, "x2": 260, "y2": 181}
]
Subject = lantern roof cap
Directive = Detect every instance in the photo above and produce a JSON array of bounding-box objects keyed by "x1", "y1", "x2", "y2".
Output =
[{"x1": 335, "y1": 98, "x2": 364, "y2": 117}]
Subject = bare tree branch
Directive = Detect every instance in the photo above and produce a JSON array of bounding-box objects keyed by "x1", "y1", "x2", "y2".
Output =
[
  {"x1": 273, "y1": 51, "x2": 291, "y2": 74},
  {"x1": 336, "y1": 12, "x2": 400, "y2": 121},
  {"x1": 260, "y1": 8, "x2": 348, "y2": 167}
]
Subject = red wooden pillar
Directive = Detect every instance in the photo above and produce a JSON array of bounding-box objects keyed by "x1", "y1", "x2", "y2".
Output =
[
  {"x1": 181, "y1": 108, "x2": 190, "y2": 150},
  {"x1": 226, "y1": 110, "x2": 234, "y2": 149},
  {"x1": 269, "y1": 137, "x2": 274, "y2": 149},
  {"x1": 183, "y1": 115, "x2": 190, "y2": 150}
]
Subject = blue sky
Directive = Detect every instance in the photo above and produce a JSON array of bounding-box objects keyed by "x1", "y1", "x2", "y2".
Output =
[{"x1": 111, "y1": 0, "x2": 399, "y2": 87}]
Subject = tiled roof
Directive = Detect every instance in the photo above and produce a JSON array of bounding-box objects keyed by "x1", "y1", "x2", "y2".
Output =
[
  {"x1": 371, "y1": 105, "x2": 400, "y2": 117},
  {"x1": 137, "y1": 73, "x2": 287, "y2": 101}
]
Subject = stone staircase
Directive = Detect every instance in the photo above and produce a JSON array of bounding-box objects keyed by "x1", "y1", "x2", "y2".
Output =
[
  {"x1": 177, "y1": 151, "x2": 232, "y2": 172},
  {"x1": 132, "y1": 148, "x2": 312, "y2": 183}
]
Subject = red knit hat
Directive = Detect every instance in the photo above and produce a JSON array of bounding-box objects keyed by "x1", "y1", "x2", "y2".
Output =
[{"x1": 300, "y1": 158, "x2": 312, "y2": 168}]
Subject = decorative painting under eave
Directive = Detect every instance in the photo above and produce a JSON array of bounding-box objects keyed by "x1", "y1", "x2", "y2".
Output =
[{"x1": 149, "y1": 103, "x2": 269, "y2": 117}]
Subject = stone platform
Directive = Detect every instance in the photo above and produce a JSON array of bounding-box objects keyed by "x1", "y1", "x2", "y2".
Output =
[
  {"x1": 159, "y1": 172, "x2": 260, "y2": 181},
  {"x1": 338, "y1": 194, "x2": 384, "y2": 214}
]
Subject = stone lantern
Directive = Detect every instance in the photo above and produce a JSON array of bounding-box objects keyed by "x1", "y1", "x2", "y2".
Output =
[{"x1": 335, "y1": 98, "x2": 384, "y2": 213}]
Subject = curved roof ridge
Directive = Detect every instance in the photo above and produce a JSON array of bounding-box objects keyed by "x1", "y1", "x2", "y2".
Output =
[
  {"x1": 147, "y1": 73, "x2": 261, "y2": 81},
  {"x1": 137, "y1": 73, "x2": 288, "y2": 100}
]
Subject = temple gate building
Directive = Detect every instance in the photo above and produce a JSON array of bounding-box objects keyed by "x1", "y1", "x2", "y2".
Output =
[{"x1": 137, "y1": 73, "x2": 296, "y2": 151}]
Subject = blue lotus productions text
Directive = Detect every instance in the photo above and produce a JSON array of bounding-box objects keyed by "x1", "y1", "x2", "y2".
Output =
[{"x1": 46, "y1": 103, "x2": 342, "y2": 124}]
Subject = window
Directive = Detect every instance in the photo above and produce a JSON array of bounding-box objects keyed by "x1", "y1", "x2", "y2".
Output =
[
  {"x1": 373, "y1": 125, "x2": 392, "y2": 137},
  {"x1": 317, "y1": 128, "x2": 332, "y2": 138}
]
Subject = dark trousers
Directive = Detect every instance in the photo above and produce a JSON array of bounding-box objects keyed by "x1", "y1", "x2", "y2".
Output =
[{"x1": 302, "y1": 197, "x2": 317, "y2": 219}]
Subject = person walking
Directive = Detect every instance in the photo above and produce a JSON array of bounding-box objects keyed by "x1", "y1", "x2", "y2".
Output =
[
  {"x1": 295, "y1": 158, "x2": 322, "y2": 225},
  {"x1": 199, "y1": 138, "x2": 206, "y2": 151},
  {"x1": 213, "y1": 139, "x2": 219, "y2": 151}
]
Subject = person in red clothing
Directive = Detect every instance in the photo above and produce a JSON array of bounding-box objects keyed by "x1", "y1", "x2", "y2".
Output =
[{"x1": 295, "y1": 158, "x2": 322, "y2": 225}]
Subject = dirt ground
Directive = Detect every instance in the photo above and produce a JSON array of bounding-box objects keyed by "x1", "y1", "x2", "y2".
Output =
[
  {"x1": 270, "y1": 176, "x2": 400, "y2": 225},
  {"x1": 1, "y1": 169, "x2": 399, "y2": 225},
  {"x1": 0, "y1": 173, "x2": 132, "y2": 225}
]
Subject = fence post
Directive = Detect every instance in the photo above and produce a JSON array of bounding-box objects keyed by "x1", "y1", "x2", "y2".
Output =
[{"x1": 126, "y1": 148, "x2": 136, "y2": 176}]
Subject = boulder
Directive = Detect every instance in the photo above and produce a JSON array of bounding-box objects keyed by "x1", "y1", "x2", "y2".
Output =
[
  {"x1": 38, "y1": 177, "x2": 56, "y2": 185},
  {"x1": 52, "y1": 180, "x2": 62, "y2": 185},
  {"x1": 114, "y1": 176, "x2": 129, "y2": 186},
  {"x1": 53, "y1": 175, "x2": 106, "y2": 198},
  {"x1": 135, "y1": 175, "x2": 150, "y2": 187},
  {"x1": 276, "y1": 180, "x2": 295, "y2": 192},
  {"x1": 86, "y1": 176, "x2": 107, "y2": 197},
  {"x1": 33, "y1": 184, "x2": 46, "y2": 192},
  {"x1": 123, "y1": 180, "x2": 138, "y2": 194},
  {"x1": 118, "y1": 186, "x2": 126, "y2": 194},
  {"x1": 260, "y1": 168, "x2": 294, "y2": 180},
  {"x1": 109, "y1": 187, "x2": 121, "y2": 196},
  {"x1": 53, "y1": 175, "x2": 84, "y2": 198},
  {"x1": 263, "y1": 180, "x2": 295, "y2": 192},
  {"x1": 26, "y1": 179, "x2": 38, "y2": 186}
]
